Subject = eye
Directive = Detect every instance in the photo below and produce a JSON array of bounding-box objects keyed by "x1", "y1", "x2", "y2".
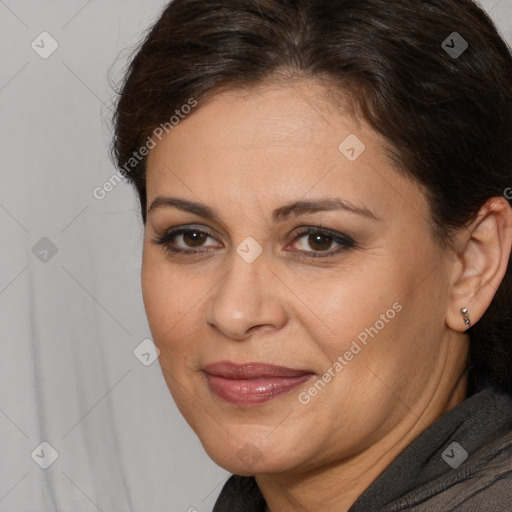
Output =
[
  {"x1": 288, "y1": 227, "x2": 355, "y2": 258},
  {"x1": 151, "y1": 225, "x2": 356, "y2": 258},
  {"x1": 151, "y1": 226, "x2": 220, "y2": 255}
]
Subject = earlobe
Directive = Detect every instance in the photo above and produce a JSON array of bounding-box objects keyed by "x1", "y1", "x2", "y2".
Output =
[
  {"x1": 460, "y1": 307, "x2": 471, "y2": 328},
  {"x1": 446, "y1": 196, "x2": 512, "y2": 332}
]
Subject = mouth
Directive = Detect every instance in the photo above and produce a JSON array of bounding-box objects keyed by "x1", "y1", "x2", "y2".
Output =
[{"x1": 202, "y1": 361, "x2": 315, "y2": 405}]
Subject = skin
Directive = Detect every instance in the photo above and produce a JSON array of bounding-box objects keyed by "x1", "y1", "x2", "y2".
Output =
[{"x1": 141, "y1": 79, "x2": 512, "y2": 511}]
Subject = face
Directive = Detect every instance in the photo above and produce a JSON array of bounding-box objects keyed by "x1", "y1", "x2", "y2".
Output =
[{"x1": 142, "y1": 80, "x2": 458, "y2": 476}]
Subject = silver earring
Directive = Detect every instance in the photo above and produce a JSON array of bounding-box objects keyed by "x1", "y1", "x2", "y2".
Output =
[{"x1": 461, "y1": 307, "x2": 470, "y2": 327}]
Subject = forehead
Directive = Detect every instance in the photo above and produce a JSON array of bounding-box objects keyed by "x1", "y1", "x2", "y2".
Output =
[
  {"x1": 147, "y1": 82, "x2": 364, "y2": 177},
  {"x1": 144, "y1": 81, "x2": 427, "y2": 224},
  {"x1": 171, "y1": 81, "x2": 358, "y2": 144}
]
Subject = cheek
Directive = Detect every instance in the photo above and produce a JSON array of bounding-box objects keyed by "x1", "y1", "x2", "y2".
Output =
[
  {"x1": 141, "y1": 257, "x2": 200, "y2": 396},
  {"x1": 141, "y1": 251, "x2": 190, "y2": 342},
  {"x1": 302, "y1": 265, "x2": 396, "y2": 345},
  {"x1": 141, "y1": 258, "x2": 168, "y2": 332},
  {"x1": 306, "y1": 252, "x2": 435, "y2": 375},
  {"x1": 141, "y1": 249, "x2": 216, "y2": 372}
]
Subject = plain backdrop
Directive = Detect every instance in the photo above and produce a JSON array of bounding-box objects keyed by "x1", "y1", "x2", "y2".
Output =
[{"x1": 0, "y1": 1, "x2": 511, "y2": 511}]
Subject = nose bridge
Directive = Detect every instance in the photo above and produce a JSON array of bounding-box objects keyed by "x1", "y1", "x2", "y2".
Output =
[{"x1": 205, "y1": 247, "x2": 286, "y2": 339}]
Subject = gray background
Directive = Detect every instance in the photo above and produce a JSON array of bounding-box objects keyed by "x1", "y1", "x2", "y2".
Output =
[{"x1": 0, "y1": 1, "x2": 511, "y2": 511}]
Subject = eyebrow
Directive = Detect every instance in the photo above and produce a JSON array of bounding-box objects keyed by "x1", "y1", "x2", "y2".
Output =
[{"x1": 147, "y1": 196, "x2": 381, "y2": 223}]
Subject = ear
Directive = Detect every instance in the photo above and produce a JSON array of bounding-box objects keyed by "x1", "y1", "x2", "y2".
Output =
[{"x1": 446, "y1": 196, "x2": 512, "y2": 332}]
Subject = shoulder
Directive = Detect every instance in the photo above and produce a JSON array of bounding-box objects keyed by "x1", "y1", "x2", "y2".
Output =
[
  {"x1": 432, "y1": 429, "x2": 512, "y2": 511},
  {"x1": 384, "y1": 424, "x2": 512, "y2": 511},
  {"x1": 363, "y1": 387, "x2": 512, "y2": 511}
]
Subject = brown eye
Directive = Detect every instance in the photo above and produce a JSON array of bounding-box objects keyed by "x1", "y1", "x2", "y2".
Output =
[
  {"x1": 152, "y1": 225, "x2": 355, "y2": 259},
  {"x1": 152, "y1": 227, "x2": 220, "y2": 255},
  {"x1": 290, "y1": 227, "x2": 355, "y2": 258},
  {"x1": 182, "y1": 231, "x2": 209, "y2": 248},
  {"x1": 306, "y1": 233, "x2": 334, "y2": 252}
]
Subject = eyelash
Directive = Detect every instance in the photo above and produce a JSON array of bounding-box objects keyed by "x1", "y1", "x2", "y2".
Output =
[{"x1": 151, "y1": 225, "x2": 356, "y2": 259}]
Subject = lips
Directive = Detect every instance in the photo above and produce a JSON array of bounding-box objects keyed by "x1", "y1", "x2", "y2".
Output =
[{"x1": 203, "y1": 361, "x2": 315, "y2": 405}]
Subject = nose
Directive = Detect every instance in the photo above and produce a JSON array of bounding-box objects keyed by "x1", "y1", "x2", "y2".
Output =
[{"x1": 204, "y1": 252, "x2": 288, "y2": 341}]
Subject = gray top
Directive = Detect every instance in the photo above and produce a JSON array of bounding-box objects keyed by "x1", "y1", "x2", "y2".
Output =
[{"x1": 213, "y1": 386, "x2": 512, "y2": 511}]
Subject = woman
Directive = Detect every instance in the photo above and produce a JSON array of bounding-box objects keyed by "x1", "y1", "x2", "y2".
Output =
[{"x1": 111, "y1": 0, "x2": 512, "y2": 510}]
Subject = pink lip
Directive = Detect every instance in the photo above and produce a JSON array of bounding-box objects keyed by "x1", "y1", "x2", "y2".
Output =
[{"x1": 203, "y1": 361, "x2": 315, "y2": 405}]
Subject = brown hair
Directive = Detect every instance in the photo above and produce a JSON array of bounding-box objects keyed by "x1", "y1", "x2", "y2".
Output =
[{"x1": 111, "y1": 0, "x2": 512, "y2": 394}]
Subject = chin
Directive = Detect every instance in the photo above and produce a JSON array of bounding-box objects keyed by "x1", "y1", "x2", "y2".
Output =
[{"x1": 202, "y1": 435, "x2": 309, "y2": 476}]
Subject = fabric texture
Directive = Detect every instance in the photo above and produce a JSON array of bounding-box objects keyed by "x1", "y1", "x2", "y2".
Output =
[{"x1": 213, "y1": 386, "x2": 512, "y2": 511}]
